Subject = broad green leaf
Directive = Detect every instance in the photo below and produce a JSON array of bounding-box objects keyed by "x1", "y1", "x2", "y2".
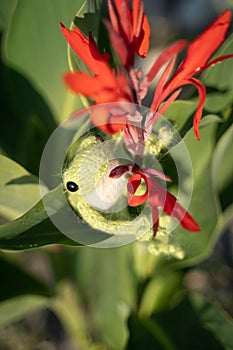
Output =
[
  {"x1": 0, "y1": 186, "x2": 78, "y2": 250},
  {"x1": 0, "y1": 295, "x2": 48, "y2": 327},
  {"x1": 74, "y1": 246, "x2": 136, "y2": 349},
  {"x1": 168, "y1": 116, "x2": 221, "y2": 266},
  {"x1": 163, "y1": 100, "x2": 197, "y2": 135},
  {"x1": 127, "y1": 293, "x2": 233, "y2": 350},
  {"x1": 145, "y1": 116, "x2": 221, "y2": 268},
  {"x1": 3, "y1": 0, "x2": 87, "y2": 122},
  {"x1": 203, "y1": 33, "x2": 233, "y2": 90},
  {"x1": 204, "y1": 90, "x2": 233, "y2": 113},
  {"x1": 0, "y1": 155, "x2": 47, "y2": 222},
  {"x1": 212, "y1": 124, "x2": 233, "y2": 209},
  {"x1": 0, "y1": 0, "x2": 17, "y2": 31},
  {"x1": 138, "y1": 270, "x2": 183, "y2": 317}
]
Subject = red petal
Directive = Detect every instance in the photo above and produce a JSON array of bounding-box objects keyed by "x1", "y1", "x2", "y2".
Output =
[
  {"x1": 157, "y1": 88, "x2": 182, "y2": 116},
  {"x1": 181, "y1": 78, "x2": 206, "y2": 141},
  {"x1": 150, "y1": 55, "x2": 178, "y2": 111},
  {"x1": 127, "y1": 173, "x2": 148, "y2": 206},
  {"x1": 135, "y1": 12, "x2": 150, "y2": 58},
  {"x1": 132, "y1": 0, "x2": 150, "y2": 58},
  {"x1": 119, "y1": 0, "x2": 132, "y2": 43},
  {"x1": 60, "y1": 23, "x2": 110, "y2": 76},
  {"x1": 90, "y1": 106, "x2": 128, "y2": 134},
  {"x1": 104, "y1": 20, "x2": 129, "y2": 66},
  {"x1": 64, "y1": 71, "x2": 100, "y2": 97},
  {"x1": 151, "y1": 206, "x2": 159, "y2": 236},
  {"x1": 198, "y1": 53, "x2": 233, "y2": 72},
  {"x1": 64, "y1": 71, "x2": 132, "y2": 105},
  {"x1": 108, "y1": 0, "x2": 120, "y2": 33},
  {"x1": 132, "y1": 0, "x2": 142, "y2": 37},
  {"x1": 163, "y1": 190, "x2": 200, "y2": 232},
  {"x1": 181, "y1": 10, "x2": 232, "y2": 76},
  {"x1": 148, "y1": 180, "x2": 200, "y2": 232},
  {"x1": 145, "y1": 40, "x2": 187, "y2": 83},
  {"x1": 109, "y1": 165, "x2": 130, "y2": 178}
]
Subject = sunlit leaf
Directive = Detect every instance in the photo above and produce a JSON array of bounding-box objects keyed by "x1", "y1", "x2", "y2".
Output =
[
  {"x1": 0, "y1": 155, "x2": 47, "y2": 222},
  {"x1": 0, "y1": 186, "x2": 78, "y2": 250}
]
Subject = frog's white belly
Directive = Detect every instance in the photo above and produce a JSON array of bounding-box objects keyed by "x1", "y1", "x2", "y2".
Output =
[{"x1": 85, "y1": 171, "x2": 127, "y2": 210}]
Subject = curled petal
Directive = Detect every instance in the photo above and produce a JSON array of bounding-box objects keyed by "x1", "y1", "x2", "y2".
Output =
[
  {"x1": 109, "y1": 165, "x2": 131, "y2": 178},
  {"x1": 127, "y1": 173, "x2": 148, "y2": 206},
  {"x1": 185, "y1": 78, "x2": 207, "y2": 141},
  {"x1": 198, "y1": 53, "x2": 233, "y2": 72}
]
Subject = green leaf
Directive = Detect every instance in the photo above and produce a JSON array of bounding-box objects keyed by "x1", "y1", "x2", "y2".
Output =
[
  {"x1": 169, "y1": 116, "x2": 221, "y2": 266},
  {"x1": 146, "y1": 115, "x2": 221, "y2": 268},
  {"x1": 3, "y1": 0, "x2": 87, "y2": 122},
  {"x1": 0, "y1": 155, "x2": 47, "y2": 222},
  {"x1": 74, "y1": 246, "x2": 136, "y2": 349},
  {"x1": 212, "y1": 123, "x2": 233, "y2": 209},
  {"x1": 0, "y1": 295, "x2": 48, "y2": 327},
  {"x1": 163, "y1": 100, "x2": 197, "y2": 135},
  {"x1": 204, "y1": 90, "x2": 233, "y2": 114},
  {"x1": 127, "y1": 294, "x2": 233, "y2": 350},
  {"x1": 0, "y1": 0, "x2": 17, "y2": 32},
  {"x1": 0, "y1": 186, "x2": 78, "y2": 250},
  {"x1": 202, "y1": 33, "x2": 233, "y2": 90},
  {"x1": 138, "y1": 270, "x2": 183, "y2": 317}
]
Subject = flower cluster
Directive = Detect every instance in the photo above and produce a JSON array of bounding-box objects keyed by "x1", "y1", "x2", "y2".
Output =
[{"x1": 60, "y1": 0, "x2": 233, "y2": 236}]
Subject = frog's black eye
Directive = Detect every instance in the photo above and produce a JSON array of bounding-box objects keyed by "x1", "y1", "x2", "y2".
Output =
[
  {"x1": 66, "y1": 181, "x2": 79, "y2": 192},
  {"x1": 95, "y1": 134, "x2": 104, "y2": 142}
]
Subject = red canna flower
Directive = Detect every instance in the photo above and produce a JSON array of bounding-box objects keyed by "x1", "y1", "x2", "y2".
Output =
[
  {"x1": 110, "y1": 164, "x2": 200, "y2": 235},
  {"x1": 61, "y1": 7, "x2": 233, "y2": 141},
  {"x1": 60, "y1": 23, "x2": 134, "y2": 133},
  {"x1": 105, "y1": 0, "x2": 150, "y2": 68},
  {"x1": 60, "y1": 3, "x2": 233, "y2": 236},
  {"x1": 142, "y1": 10, "x2": 233, "y2": 140}
]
